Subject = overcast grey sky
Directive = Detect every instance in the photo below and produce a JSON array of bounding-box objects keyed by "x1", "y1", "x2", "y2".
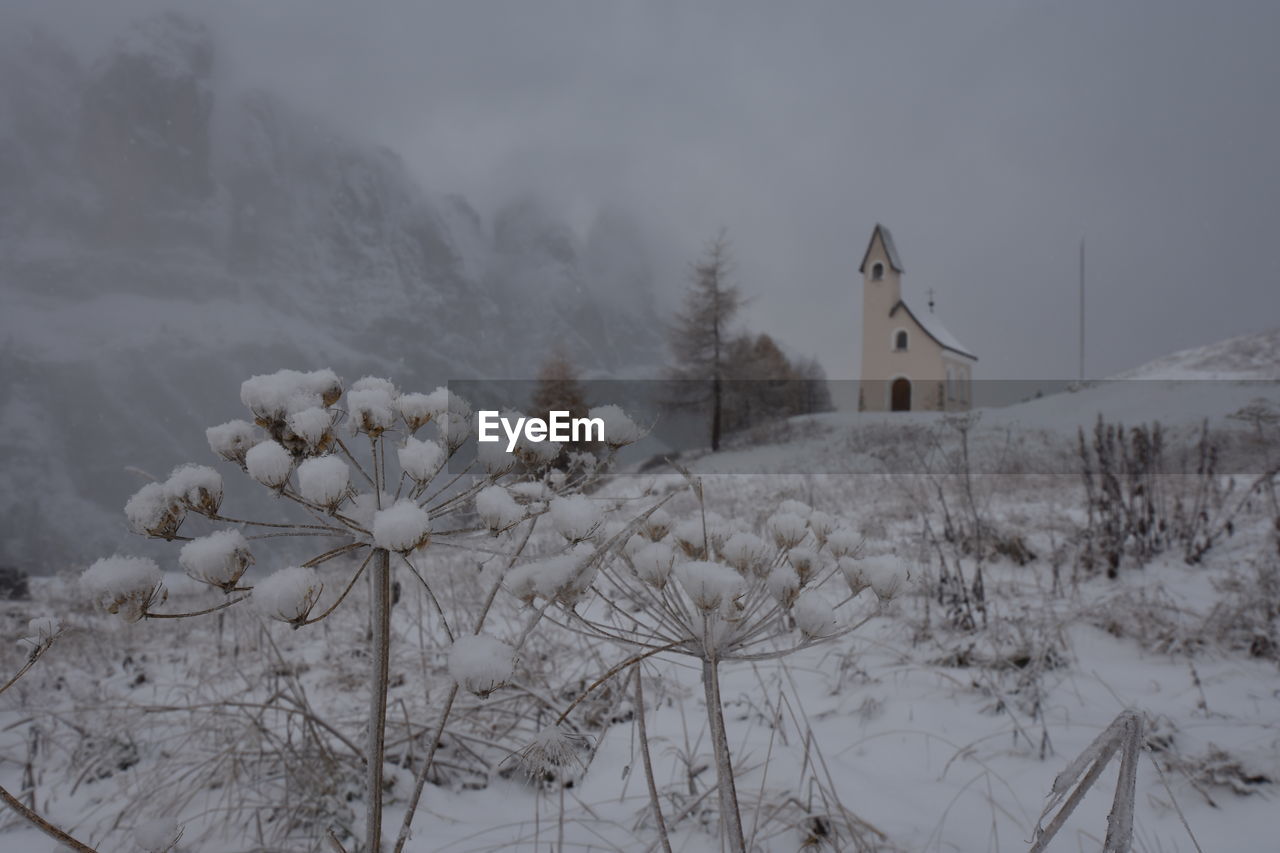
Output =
[{"x1": 19, "y1": 0, "x2": 1280, "y2": 380}]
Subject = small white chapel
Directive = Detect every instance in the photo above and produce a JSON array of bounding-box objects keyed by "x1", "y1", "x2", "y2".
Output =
[{"x1": 858, "y1": 224, "x2": 977, "y2": 411}]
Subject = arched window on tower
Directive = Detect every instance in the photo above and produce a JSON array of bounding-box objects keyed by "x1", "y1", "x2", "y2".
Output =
[{"x1": 872, "y1": 262, "x2": 884, "y2": 281}]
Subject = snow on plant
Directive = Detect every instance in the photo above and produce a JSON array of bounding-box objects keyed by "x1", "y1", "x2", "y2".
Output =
[
  {"x1": 549, "y1": 494, "x2": 603, "y2": 542},
  {"x1": 81, "y1": 556, "x2": 165, "y2": 622},
  {"x1": 178, "y1": 529, "x2": 252, "y2": 591},
  {"x1": 77, "y1": 368, "x2": 643, "y2": 853},
  {"x1": 447, "y1": 634, "x2": 516, "y2": 698},
  {"x1": 499, "y1": 467, "x2": 912, "y2": 853}
]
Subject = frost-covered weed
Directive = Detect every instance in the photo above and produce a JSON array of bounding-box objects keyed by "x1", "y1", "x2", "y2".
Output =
[{"x1": 75, "y1": 368, "x2": 642, "y2": 853}]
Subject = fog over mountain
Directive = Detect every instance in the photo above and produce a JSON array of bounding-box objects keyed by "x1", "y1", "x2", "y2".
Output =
[{"x1": 0, "y1": 13, "x2": 664, "y2": 569}]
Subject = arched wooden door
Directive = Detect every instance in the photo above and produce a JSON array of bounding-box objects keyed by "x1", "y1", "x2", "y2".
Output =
[{"x1": 890, "y1": 377, "x2": 911, "y2": 411}]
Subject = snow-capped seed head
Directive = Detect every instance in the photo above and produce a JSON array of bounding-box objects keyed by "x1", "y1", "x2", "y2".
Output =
[
  {"x1": 398, "y1": 436, "x2": 445, "y2": 484},
  {"x1": 351, "y1": 376, "x2": 398, "y2": 396},
  {"x1": 863, "y1": 556, "x2": 911, "y2": 601},
  {"x1": 134, "y1": 817, "x2": 182, "y2": 853},
  {"x1": 286, "y1": 407, "x2": 334, "y2": 454},
  {"x1": 206, "y1": 419, "x2": 259, "y2": 465},
  {"x1": 240, "y1": 370, "x2": 328, "y2": 423},
  {"x1": 252, "y1": 565, "x2": 321, "y2": 625},
  {"x1": 245, "y1": 440, "x2": 294, "y2": 489},
  {"x1": 179, "y1": 530, "x2": 253, "y2": 591},
  {"x1": 347, "y1": 387, "x2": 397, "y2": 437},
  {"x1": 81, "y1": 556, "x2": 164, "y2": 622},
  {"x1": 837, "y1": 556, "x2": 869, "y2": 597},
  {"x1": 766, "y1": 512, "x2": 809, "y2": 550},
  {"x1": 766, "y1": 565, "x2": 801, "y2": 607},
  {"x1": 794, "y1": 591, "x2": 838, "y2": 640},
  {"x1": 630, "y1": 542, "x2": 676, "y2": 588},
  {"x1": 676, "y1": 560, "x2": 744, "y2": 611},
  {"x1": 165, "y1": 464, "x2": 223, "y2": 515},
  {"x1": 26, "y1": 616, "x2": 61, "y2": 644},
  {"x1": 825, "y1": 528, "x2": 862, "y2": 559},
  {"x1": 477, "y1": 440, "x2": 517, "y2": 477},
  {"x1": 512, "y1": 724, "x2": 593, "y2": 780},
  {"x1": 806, "y1": 511, "x2": 836, "y2": 546},
  {"x1": 549, "y1": 495, "x2": 603, "y2": 543},
  {"x1": 448, "y1": 634, "x2": 516, "y2": 698},
  {"x1": 641, "y1": 507, "x2": 672, "y2": 542},
  {"x1": 720, "y1": 531, "x2": 771, "y2": 576},
  {"x1": 671, "y1": 518, "x2": 707, "y2": 559},
  {"x1": 587, "y1": 404, "x2": 644, "y2": 448},
  {"x1": 787, "y1": 548, "x2": 819, "y2": 585},
  {"x1": 778, "y1": 499, "x2": 812, "y2": 519},
  {"x1": 505, "y1": 550, "x2": 595, "y2": 605},
  {"x1": 475, "y1": 486, "x2": 523, "y2": 535},
  {"x1": 515, "y1": 431, "x2": 562, "y2": 467},
  {"x1": 704, "y1": 513, "x2": 733, "y2": 552},
  {"x1": 303, "y1": 368, "x2": 343, "y2": 407},
  {"x1": 125, "y1": 482, "x2": 185, "y2": 539},
  {"x1": 372, "y1": 501, "x2": 432, "y2": 552},
  {"x1": 296, "y1": 455, "x2": 350, "y2": 510},
  {"x1": 437, "y1": 410, "x2": 472, "y2": 451},
  {"x1": 396, "y1": 392, "x2": 439, "y2": 431}
]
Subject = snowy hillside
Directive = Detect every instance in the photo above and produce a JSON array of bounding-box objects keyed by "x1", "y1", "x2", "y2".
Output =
[
  {"x1": 0, "y1": 13, "x2": 665, "y2": 570},
  {"x1": 1116, "y1": 327, "x2": 1280, "y2": 380}
]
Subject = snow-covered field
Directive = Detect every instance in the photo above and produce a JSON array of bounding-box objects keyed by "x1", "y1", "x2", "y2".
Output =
[{"x1": 2, "y1": 342, "x2": 1278, "y2": 852}]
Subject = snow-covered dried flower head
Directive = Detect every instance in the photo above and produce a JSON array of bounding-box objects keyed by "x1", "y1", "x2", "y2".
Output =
[
  {"x1": 476, "y1": 440, "x2": 517, "y2": 477},
  {"x1": 766, "y1": 512, "x2": 809, "y2": 550},
  {"x1": 837, "y1": 556, "x2": 869, "y2": 597},
  {"x1": 778, "y1": 499, "x2": 812, "y2": 519},
  {"x1": 286, "y1": 407, "x2": 335, "y2": 455},
  {"x1": 253, "y1": 566, "x2": 321, "y2": 626},
  {"x1": 26, "y1": 616, "x2": 61, "y2": 645},
  {"x1": 825, "y1": 528, "x2": 862, "y2": 559},
  {"x1": 676, "y1": 560, "x2": 744, "y2": 612},
  {"x1": 296, "y1": 455, "x2": 350, "y2": 511},
  {"x1": 641, "y1": 507, "x2": 672, "y2": 542},
  {"x1": 241, "y1": 369, "x2": 339, "y2": 424},
  {"x1": 398, "y1": 436, "x2": 445, "y2": 484},
  {"x1": 766, "y1": 565, "x2": 801, "y2": 608},
  {"x1": 134, "y1": 816, "x2": 183, "y2": 853},
  {"x1": 81, "y1": 556, "x2": 164, "y2": 622},
  {"x1": 511, "y1": 724, "x2": 593, "y2": 781},
  {"x1": 396, "y1": 391, "x2": 440, "y2": 432},
  {"x1": 206, "y1": 419, "x2": 259, "y2": 466},
  {"x1": 806, "y1": 510, "x2": 836, "y2": 547},
  {"x1": 475, "y1": 486, "x2": 522, "y2": 535},
  {"x1": 671, "y1": 518, "x2": 707, "y2": 559},
  {"x1": 505, "y1": 549, "x2": 596, "y2": 606},
  {"x1": 179, "y1": 530, "x2": 253, "y2": 591},
  {"x1": 125, "y1": 482, "x2": 185, "y2": 539},
  {"x1": 447, "y1": 634, "x2": 516, "y2": 698},
  {"x1": 787, "y1": 547, "x2": 819, "y2": 585},
  {"x1": 862, "y1": 555, "x2": 911, "y2": 601},
  {"x1": 549, "y1": 495, "x2": 603, "y2": 543},
  {"x1": 347, "y1": 386, "x2": 397, "y2": 437},
  {"x1": 794, "y1": 590, "x2": 838, "y2": 640},
  {"x1": 165, "y1": 464, "x2": 223, "y2": 515},
  {"x1": 630, "y1": 542, "x2": 676, "y2": 588},
  {"x1": 372, "y1": 501, "x2": 432, "y2": 552},
  {"x1": 720, "y1": 531, "x2": 771, "y2": 577},
  {"x1": 587, "y1": 404, "x2": 644, "y2": 448},
  {"x1": 245, "y1": 440, "x2": 294, "y2": 489}
]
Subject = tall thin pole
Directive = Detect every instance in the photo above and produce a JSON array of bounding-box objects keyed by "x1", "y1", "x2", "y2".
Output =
[{"x1": 1078, "y1": 238, "x2": 1085, "y2": 381}]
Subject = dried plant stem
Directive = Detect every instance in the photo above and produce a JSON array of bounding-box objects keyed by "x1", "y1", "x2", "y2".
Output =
[
  {"x1": 634, "y1": 665, "x2": 673, "y2": 853},
  {"x1": 0, "y1": 782, "x2": 98, "y2": 852},
  {"x1": 702, "y1": 656, "x2": 746, "y2": 853},
  {"x1": 392, "y1": 684, "x2": 457, "y2": 853},
  {"x1": 366, "y1": 547, "x2": 392, "y2": 853}
]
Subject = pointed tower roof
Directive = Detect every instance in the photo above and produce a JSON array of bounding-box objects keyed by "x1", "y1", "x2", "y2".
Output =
[{"x1": 858, "y1": 223, "x2": 904, "y2": 274}]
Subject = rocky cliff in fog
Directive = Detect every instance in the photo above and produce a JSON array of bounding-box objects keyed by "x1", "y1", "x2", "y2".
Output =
[{"x1": 0, "y1": 13, "x2": 664, "y2": 569}]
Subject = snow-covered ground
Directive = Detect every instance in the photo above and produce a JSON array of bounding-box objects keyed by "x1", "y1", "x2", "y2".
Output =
[{"x1": 2, "y1": 335, "x2": 1278, "y2": 852}]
